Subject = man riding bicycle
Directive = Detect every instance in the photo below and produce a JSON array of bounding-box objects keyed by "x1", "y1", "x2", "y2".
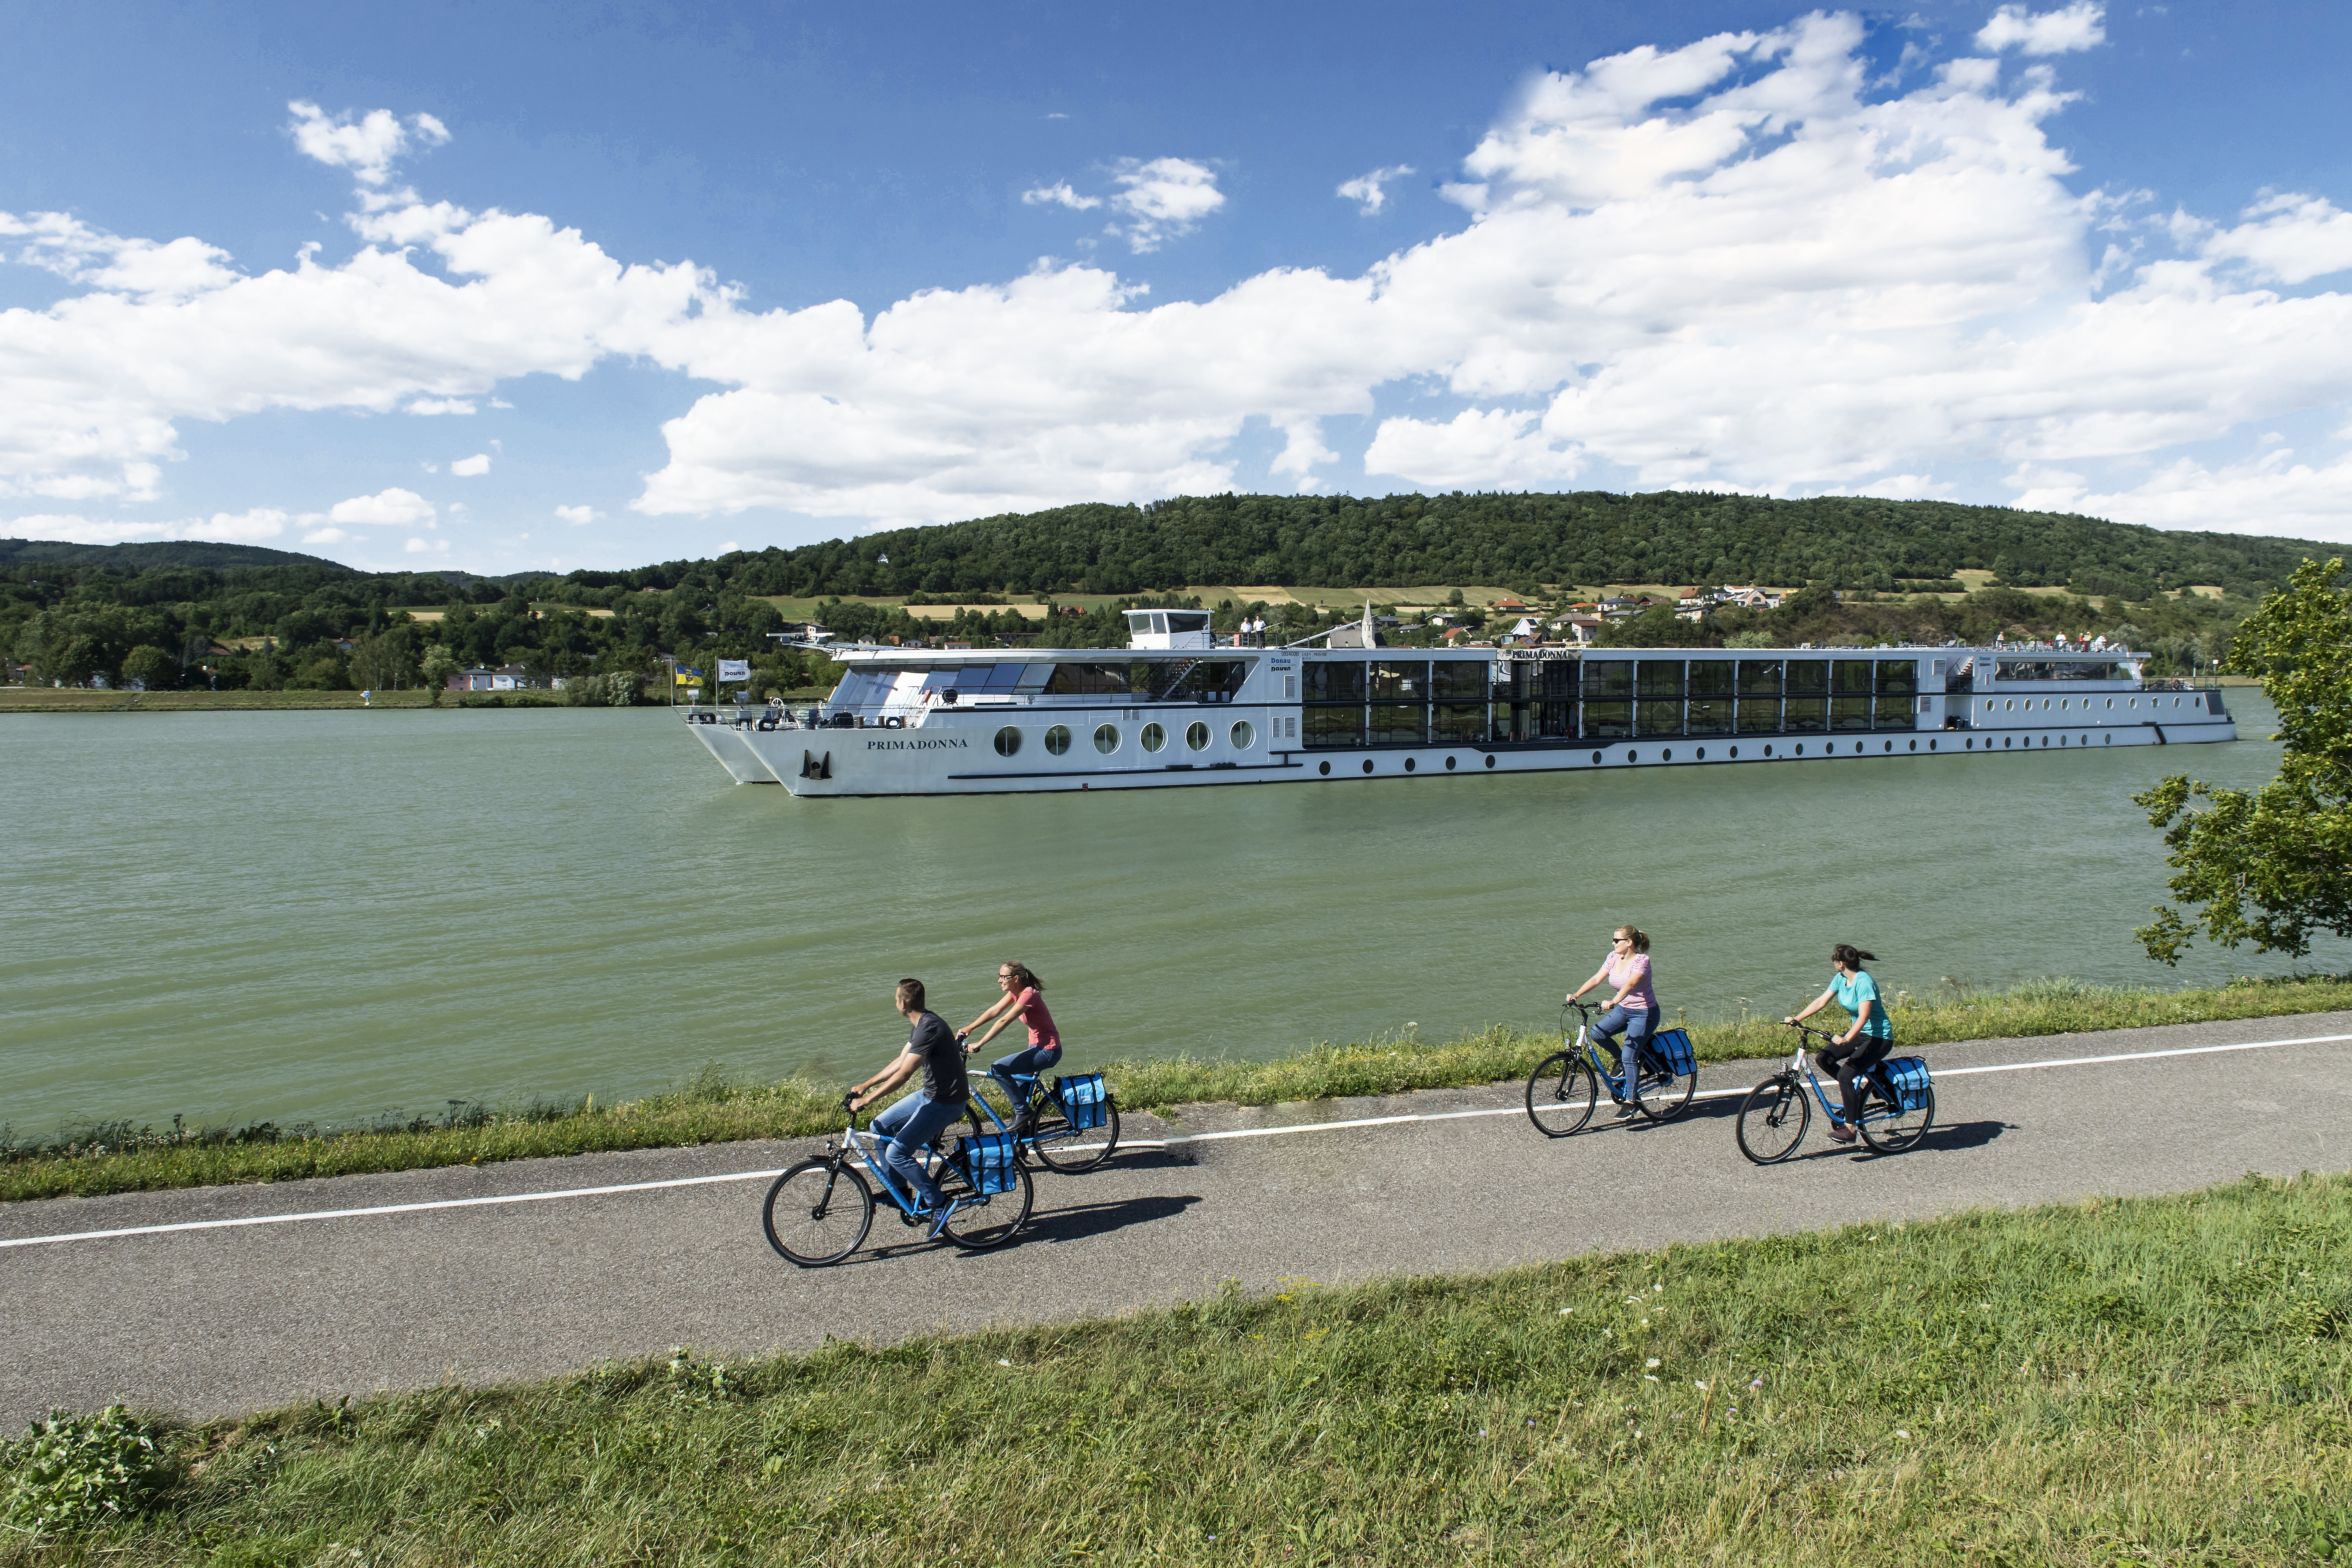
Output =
[
  {"x1": 847, "y1": 978, "x2": 969, "y2": 1236},
  {"x1": 1786, "y1": 944, "x2": 1892, "y2": 1145}
]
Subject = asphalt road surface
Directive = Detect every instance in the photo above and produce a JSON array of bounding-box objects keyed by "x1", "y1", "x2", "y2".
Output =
[{"x1": 5, "y1": 1012, "x2": 2347, "y2": 1425}]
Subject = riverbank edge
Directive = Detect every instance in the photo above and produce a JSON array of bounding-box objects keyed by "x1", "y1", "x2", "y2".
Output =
[
  {"x1": 9, "y1": 974, "x2": 2347, "y2": 1203},
  {"x1": 4, "y1": 1172, "x2": 2346, "y2": 1563}
]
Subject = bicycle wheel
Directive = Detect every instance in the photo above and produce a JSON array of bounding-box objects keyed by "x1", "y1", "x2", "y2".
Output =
[
  {"x1": 762, "y1": 1158, "x2": 874, "y2": 1266},
  {"x1": 1633, "y1": 1048, "x2": 1697, "y2": 1124},
  {"x1": 1858, "y1": 1084, "x2": 1935, "y2": 1154},
  {"x1": 1033, "y1": 1096, "x2": 1121, "y2": 1173},
  {"x1": 938, "y1": 1159, "x2": 1034, "y2": 1250},
  {"x1": 1526, "y1": 1050, "x2": 1598, "y2": 1137},
  {"x1": 1735, "y1": 1076, "x2": 1810, "y2": 1165}
]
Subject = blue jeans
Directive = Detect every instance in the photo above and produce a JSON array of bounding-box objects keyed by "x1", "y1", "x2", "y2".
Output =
[
  {"x1": 870, "y1": 1093, "x2": 965, "y2": 1209},
  {"x1": 1593, "y1": 1005, "x2": 1655, "y2": 1096},
  {"x1": 988, "y1": 1044, "x2": 1063, "y2": 1106}
]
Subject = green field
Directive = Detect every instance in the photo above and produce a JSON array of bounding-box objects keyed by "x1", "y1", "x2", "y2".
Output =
[
  {"x1": 5, "y1": 1172, "x2": 2347, "y2": 1564},
  {"x1": 6, "y1": 975, "x2": 2345, "y2": 1203}
]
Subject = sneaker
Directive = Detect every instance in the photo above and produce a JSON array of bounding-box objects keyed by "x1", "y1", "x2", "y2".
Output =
[
  {"x1": 1828, "y1": 1122, "x2": 1857, "y2": 1145},
  {"x1": 1011, "y1": 1107, "x2": 1039, "y2": 1138},
  {"x1": 1614, "y1": 1100, "x2": 1640, "y2": 1119},
  {"x1": 927, "y1": 1202, "x2": 956, "y2": 1239}
]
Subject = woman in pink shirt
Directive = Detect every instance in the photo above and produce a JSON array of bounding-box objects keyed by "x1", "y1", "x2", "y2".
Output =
[
  {"x1": 960, "y1": 961, "x2": 1062, "y2": 1127},
  {"x1": 1567, "y1": 926, "x2": 1659, "y2": 1119}
]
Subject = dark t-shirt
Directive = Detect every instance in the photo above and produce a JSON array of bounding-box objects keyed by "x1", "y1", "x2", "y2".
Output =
[{"x1": 907, "y1": 1010, "x2": 967, "y2": 1102}]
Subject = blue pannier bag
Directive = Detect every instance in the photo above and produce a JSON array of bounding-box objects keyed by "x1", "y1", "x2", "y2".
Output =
[
  {"x1": 1881, "y1": 1056, "x2": 1933, "y2": 1112},
  {"x1": 1055, "y1": 1072, "x2": 1110, "y2": 1132},
  {"x1": 1648, "y1": 1028, "x2": 1696, "y2": 1077},
  {"x1": 958, "y1": 1132, "x2": 1019, "y2": 1196}
]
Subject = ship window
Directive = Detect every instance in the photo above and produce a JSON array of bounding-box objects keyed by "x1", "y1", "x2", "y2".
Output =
[
  {"x1": 1230, "y1": 720, "x2": 1255, "y2": 749},
  {"x1": 1784, "y1": 660, "x2": 1829, "y2": 696},
  {"x1": 1093, "y1": 724, "x2": 1119, "y2": 754},
  {"x1": 1832, "y1": 659, "x2": 1874, "y2": 697},
  {"x1": 1186, "y1": 721, "x2": 1211, "y2": 751},
  {"x1": 1737, "y1": 660, "x2": 1783, "y2": 696},
  {"x1": 1303, "y1": 705, "x2": 1365, "y2": 748},
  {"x1": 1302, "y1": 662, "x2": 1366, "y2": 703},
  {"x1": 1636, "y1": 700, "x2": 1684, "y2": 737},
  {"x1": 1687, "y1": 659, "x2": 1734, "y2": 698},
  {"x1": 1582, "y1": 661, "x2": 1633, "y2": 700},
  {"x1": 1875, "y1": 660, "x2": 1917, "y2": 695},
  {"x1": 1636, "y1": 660, "x2": 1685, "y2": 699},
  {"x1": 1141, "y1": 722, "x2": 1167, "y2": 752},
  {"x1": 1736, "y1": 697, "x2": 1780, "y2": 733},
  {"x1": 1431, "y1": 661, "x2": 1486, "y2": 700},
  {"x1": 1125, "y1": 612, "x2": 1153, "y2": 635},
  {"x1": 1872, "y1": 696, "x2": 1912, "y2": 730},
  {"x1": 1044, "y1": 725, "x2": 1071, "y2": 756},
  {"x1": 1581, "y1": 701, "x2": 1632, "y2": 740},
  {"x1": 1369, "y1": 661, "x2": 1429, "y2": 699},
  {"x1": 993, "y1": 727, "x2": 1021, "y2": 757},
  {"x1": 1046, "y1": 662, "x2": 1132, "y2": 696},
  {"x1": 1166, "y1": 611, "x2": 1210, "y2": 634},
  {"x1": 1369, "y1": 704, "x2": 1428, "y2": 745},
  {"x1": 1432, "y1": 705, "x2": 1488, "y2": 744},
  {"x1": 1784, "y1": 697, "x2": 1828, "y2": 733},
  {"x1": 1687, "y1": 697, "x2": 1733, "y2": 736},
  {"x1": 1831, "y1": 695, "x2": 1873, "y2": 732}
]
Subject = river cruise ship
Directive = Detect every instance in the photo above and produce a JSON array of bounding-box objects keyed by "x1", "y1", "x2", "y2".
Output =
[{"x1": 683, "y1": 608, "x2": 2234, "y2": 796}]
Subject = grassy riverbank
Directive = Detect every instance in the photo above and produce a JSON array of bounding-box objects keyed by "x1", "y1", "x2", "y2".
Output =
[
  {"x1": 6, "y1": 975, "x2": 2348, "y2": 1203},
  {"x1": 7, "y1": 1172, "x2": 2349, "y2": 1565},
  {"x1": 0, "y1": 687, "x2": 443, "y2": 711}
]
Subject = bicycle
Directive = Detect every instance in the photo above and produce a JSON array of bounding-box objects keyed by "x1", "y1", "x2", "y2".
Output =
[
  {"x1": 1734, "y1": 1023, "x2": 1936, "y2": 1164},
  {"x1": 963, "y1": 1067, "x2": 1121, "y2": 1174},
  {"x1": 1525, "y1": 999, "x2": 1698, "y2": 1135},
  {"x1": 762, "y1": 1094, "x2": 1034, "y2": 1266}
]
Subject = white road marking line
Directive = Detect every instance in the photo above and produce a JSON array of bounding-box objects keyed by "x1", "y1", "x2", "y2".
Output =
[{"x1": 8, "y1": 1029, "x2": 2347, "y2": 1250}]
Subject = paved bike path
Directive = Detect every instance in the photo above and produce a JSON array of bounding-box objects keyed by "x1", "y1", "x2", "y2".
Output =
[{"x1": 3, "y1": 1011, "x2": 2347, "y2": 1425}]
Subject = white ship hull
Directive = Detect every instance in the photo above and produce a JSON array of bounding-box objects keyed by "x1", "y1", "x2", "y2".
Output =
[{"x1": 685, "y1": 639, "x2": 2235, "y2": 798}]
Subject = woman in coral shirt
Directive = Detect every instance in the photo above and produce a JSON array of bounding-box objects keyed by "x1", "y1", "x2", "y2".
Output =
[{"x1": 960, "y1": 961, "x2": 1062, "y2": 1130}]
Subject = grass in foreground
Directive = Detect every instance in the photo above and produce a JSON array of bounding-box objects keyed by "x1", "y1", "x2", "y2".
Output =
[
  {"x1": 7, "y1": 974, "x2": 2349, "y2": 1203},
  {"x1": 7, "y1": 1173, "x2": 2351, "y2": 1565}
]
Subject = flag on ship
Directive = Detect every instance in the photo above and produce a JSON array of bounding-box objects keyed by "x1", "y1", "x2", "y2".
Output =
[{"x1": 718, "y1": 659, "x2": 751, "y2": 682}]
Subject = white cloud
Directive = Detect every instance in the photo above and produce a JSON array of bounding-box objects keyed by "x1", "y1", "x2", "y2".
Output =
[
  {"x1": 554, "y1": 504, "x2": 598, "y2": 525},
  {"x1": 2007, "y1": 446, "x2": 2352, "y2": 542},
  {"x1": 449, "y1": 452, "x2": 490, "y2": 476},
  {"x1": 1976, "y1": 3, "x2": 2106, "y2": 55},
  {"x1": 330, "y1": 487, "x2": 435, "y2": 527},
  {"x1": 286, "y1": 101, "x2": 449, "y2": 195},
  {"x1": 301, "y1": 525, "x2": 356, "y2": 544},
  {"x1": 404, "y1": 535, "x2": 449, "y2": 553},
  {"x1": 1020, "y1": 181, "x2": 1100, "y2": 212},
  {"x1": 8, "y1": 18, "x2": 2352, "y2": 539},
  {"x1": 0, "y1": 507, "x2": 293, "y2": 546},
  {"x1": 1023, "y1": 157, "x2": 1225, "y2": 250},
  {"x1": 1337, "y1": 165, "x2": 1416, "y2": 216},
  {"x1": 406, "y1": 397, "x2": 475, "y2": 415}
]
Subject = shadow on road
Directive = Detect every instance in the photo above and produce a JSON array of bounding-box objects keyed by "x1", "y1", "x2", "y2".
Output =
[
  {"x1": 1923, "y1": 1119, "x2": 2010, "y2": 1152},
  {"x1": 1024, "y1": 1193, "x2": 1202, "y2": 1245}
]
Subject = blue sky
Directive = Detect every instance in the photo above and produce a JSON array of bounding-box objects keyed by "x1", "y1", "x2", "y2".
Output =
[{"x1": 4, "y1": 0, "x2": 2350, "y2": 573}]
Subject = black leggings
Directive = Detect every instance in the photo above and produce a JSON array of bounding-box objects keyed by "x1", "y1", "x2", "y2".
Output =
[{"x1": 1816, "y1": 1036, "x2": 1891, "y2": 1122}]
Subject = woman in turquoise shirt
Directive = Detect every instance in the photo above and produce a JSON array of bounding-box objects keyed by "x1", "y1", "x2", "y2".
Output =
[{"x1": 1785, "y1": 944, "x2": 1892, "y2": 1145}]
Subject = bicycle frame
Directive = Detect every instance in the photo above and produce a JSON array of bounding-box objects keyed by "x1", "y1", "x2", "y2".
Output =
[
  {"x1": 968, "y1": 1071, "x2": 1086, "y2": 1153},
  {"x1": 1782, "y1": 1026, "x2": 1896, "y2": 1127},
  {"x1": 835, "y1": 1113, "x2": 962, "y2": 1222},
  {"x1": 1563, "y1": 1001, "x2": 1654, "y2": 1100}
]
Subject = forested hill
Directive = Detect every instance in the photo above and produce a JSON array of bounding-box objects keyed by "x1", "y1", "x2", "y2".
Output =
[
  {"x1": 566, "y1": 491, "x2": 2333, "y2": 604},
  {"x1": 0, "y1": 539, "x2": 357, "y2": 572}
]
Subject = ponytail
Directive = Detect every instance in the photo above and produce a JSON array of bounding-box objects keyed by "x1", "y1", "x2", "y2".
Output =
[
  {"x1": 1831, "y1": 944, "x2": 1875, "y2": 969},
  {"x1": 1002, "y1": 961, "x2": 1042, "y2": 992},
  {"x1": 1614, "y1": 926, "x2": 1650, "y2": 954}
]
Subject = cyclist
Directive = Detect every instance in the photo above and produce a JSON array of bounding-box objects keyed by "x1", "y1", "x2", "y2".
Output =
[
  {"x1": 1568, "y1": 925, "x2": 1659, "y2": 1119},
  {"x1": 959, "y1": 961, "x2": 1060, "y2": 1133},
  {"x1": 1785, "y1": 944, "x2": 1892, "y2": 1145},
  {"x1": 847, "y1": 978, "x2": 968, "y2": 1235}
]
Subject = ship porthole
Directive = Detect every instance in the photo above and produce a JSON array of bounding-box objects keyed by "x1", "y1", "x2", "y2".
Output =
[
  {"x1": 1362, "y1": 759, "x2": 1375, "y2": 774},
  {"x1": 1094, "y1": 724, "x2": 1119, "y2": 754},
  {"x1": 1661, "y1": 748, "x2": 1672, "y2": 762},
  {"x1": 1318, "y1": 760, "x2": 1331, "y2": 776},
  {"x1": 1928, "y1": 739, "x2": 1936, "y2": 750},
  {"x1": 1445, "y1": 755, "x2": 1457, "y2": 770},
  {"x1": 1695, "y1": 747, "x2": 1705, "y2": 760},
  {"x1": 1794, "y1": 744, "x2": 1804, "y2": 756},
  {"x1": 2042, "y1": 735, "x2": 2050, "y2": 747},
  {"x1": 1141, "y1": 723, "x2": 1168, "y2": 753},
  {"x1": 2004, "y1": 737, "x2": 2012, "y2": 749},
  {"x1": 1907, "y1": 740, "x2": 1916, "y2": 751},
  {"x1": 1230, "y1": 721, "x2": 1255, "y2": 749},
  {"x1": 1627, "y1": 750, "x2": 1639, "y2": 763},
  {"x1": 1043, "y1": 724, "x2": 1071, "y2": 756},
  {"x1": 1591, "y1": 751, "x2": 1602, "y2": 764},
  {"x1": 2103, "y1": 734, "x2": 2111, "y2": 745},
  {"x1": 1729, "y1": 746, "x2": 1739, "y2": 758},
  {"x1": 993, "y1": 726, "x2": 1021, "y2": 758},
  {"x1": 1485, "y1": 755, "x2": 1497, "y2": 769},
  {"x1": 1185, "y1": 721, "x2": 1210, "y2": 751},
  {"x1": 1405, "y1": 757, "x2": 1417, "y2": 772},
  {"x1": 1763, "y1": 744, "x2": 1772, "y2": 757}
]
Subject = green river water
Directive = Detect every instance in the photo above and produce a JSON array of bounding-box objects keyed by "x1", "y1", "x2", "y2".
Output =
[{"x1": 4, "y1": 694, "x2": 2338, "y2": 1137}]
